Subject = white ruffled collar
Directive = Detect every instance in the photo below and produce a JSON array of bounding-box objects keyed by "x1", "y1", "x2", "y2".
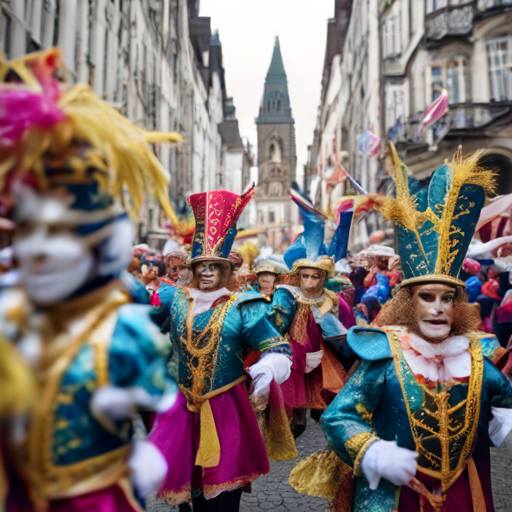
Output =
[
  {"x1": 400, "y1": 332, "x2": 471, "y2": 383},
  {"x1": 188, "y1": 287, "x2": 231, "y2": 316}
]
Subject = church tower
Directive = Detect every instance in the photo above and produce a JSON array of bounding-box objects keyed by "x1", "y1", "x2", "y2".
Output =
[{"x1": 255, "y1": 37, "x2": 297, "y2": 246}]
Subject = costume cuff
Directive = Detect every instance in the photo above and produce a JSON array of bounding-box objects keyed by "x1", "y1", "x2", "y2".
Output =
[
  {"x1": 489, "y1": 406, "x2": 512, "y2": 447},
  {"x1": 259, "y1": 336, "x2": 292, "y2": 359},
  {"x1": 344, "y1": 432, "x2": 379, "y2": 474}
]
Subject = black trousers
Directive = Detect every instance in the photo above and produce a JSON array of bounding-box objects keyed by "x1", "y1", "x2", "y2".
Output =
[{"x1": 179, "y1": 488, "x2": 243, "y2": 512}]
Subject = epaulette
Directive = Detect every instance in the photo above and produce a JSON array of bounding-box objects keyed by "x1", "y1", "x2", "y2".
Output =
[{"x1": 347, "y1": 326, "x2": 393, "y2": 361}]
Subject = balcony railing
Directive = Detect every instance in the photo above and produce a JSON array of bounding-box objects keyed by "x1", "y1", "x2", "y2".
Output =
[
  {"x1": 389, "y1": 102, "x2": 512, "y2": 145},
  {"x1": 425, "y1": 2, "x2": 475, "y2": 42}
]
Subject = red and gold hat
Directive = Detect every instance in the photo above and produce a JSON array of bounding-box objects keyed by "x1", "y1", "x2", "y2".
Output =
[{"x1": 188, "y1": 189, "x2": 254, "y2": 264}]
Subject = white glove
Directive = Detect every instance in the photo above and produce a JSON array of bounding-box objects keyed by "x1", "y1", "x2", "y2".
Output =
[
  {"x1": 362, "y1": 439, "x2": 417, "y2": 490},
  {"x1": 305, "y1": 350, "x2": 323, "y2": 373},
  {"x1": 129, "y1": 439, "x2": 168, "y2": 497},
  {"x1": 91, "y1": 385, "x2": 137, "y2": 421},
  {"x1": 489, "y1": 406, "x2": 512, "y2": 447},
  {"x1": 91, "y1": 385, "x2": 178, "y2": 422},
  {"x1": 247, "y1": 353, "x2": 292, "y2": 397}
]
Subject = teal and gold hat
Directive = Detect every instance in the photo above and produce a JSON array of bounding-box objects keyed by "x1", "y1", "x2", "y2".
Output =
[{"x1": 380, "y1": 144, "x2": 495, "y2": 288}]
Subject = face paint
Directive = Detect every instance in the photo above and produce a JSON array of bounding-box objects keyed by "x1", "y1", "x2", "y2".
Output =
[
  {"x1": 13, "y1": 224, "x2": 94, "y2": 306},
  {"x1": 194, "y1": 262, "x2": 223, "y2": 291},
  {"x1": 300, "y1": 268, "x2": 325, "y2": 299},
  {"x1": 411, "y1": 283, "x2": 456, "y2": 343},
  {"x1": 257, "y1": 272, "x2": 277, "y2": 294}
]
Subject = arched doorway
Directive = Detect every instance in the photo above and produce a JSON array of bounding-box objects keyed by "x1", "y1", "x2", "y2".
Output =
[{"x1": 478, "y1": 153, "x2": 512, "y2": 195}]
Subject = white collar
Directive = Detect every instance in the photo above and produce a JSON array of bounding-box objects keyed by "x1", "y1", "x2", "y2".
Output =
[
  {"x1": 407, "y1": 333, "x2": 469, "y2": 358},
  {"x1": 401, "y1": 332, "x2": 471, "y2": 383},
  {"x1": 188, "y1": 287, "x2": 231, "y2": 316}
]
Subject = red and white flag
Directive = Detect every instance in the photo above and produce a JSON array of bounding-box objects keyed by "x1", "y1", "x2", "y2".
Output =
[{"x1": 422, "y1": 89, "x2": 449, "y2": 129}]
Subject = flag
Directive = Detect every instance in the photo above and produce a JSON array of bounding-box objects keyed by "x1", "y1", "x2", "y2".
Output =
[{"x1": 422, "y1": 89, "x2": 449, "y2": 129}]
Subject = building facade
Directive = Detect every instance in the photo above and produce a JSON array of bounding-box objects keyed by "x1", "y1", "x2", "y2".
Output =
[
  {"x1": 0, "y1": 0, "x2": 244, "y2": 246},
  {"x1": 255, "y1": 37, "x2": 297, "y2": 250},
  {"x1": 307, "y1": 0, "x2": 512, "y2": 250},
  {"x1": 306, "y1": 0, "x2": 382, "y2": 248},
  {"x1": 381, "y1": 0, "x2": 512, "y2": 194}
]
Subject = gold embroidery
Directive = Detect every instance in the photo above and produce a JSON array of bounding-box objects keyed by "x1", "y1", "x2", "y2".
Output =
[
  {"x1": 387, "y1": 329, "x2": 483, "y2": 493},
  {"x1": 290, "y1": 303, "x2": 310, "y2": 345},
  {"x1": 181, "y1": 296, "x2": 236, "y2": 396}
]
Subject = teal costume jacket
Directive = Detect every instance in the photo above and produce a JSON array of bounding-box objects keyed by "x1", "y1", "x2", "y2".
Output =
[
  {"x1": 321, "y1": 326, "x2": 512, "y2": 512},
  {"x1": 15, "y1": 286, "x2": 176, "y2": 501},
  {"x1": 154, "y1": 286, "x2": 291, "y2": 397}
]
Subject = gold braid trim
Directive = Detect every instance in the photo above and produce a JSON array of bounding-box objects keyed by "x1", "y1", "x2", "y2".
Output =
[
  {"x1": 352, "y1": 436, "x2": 379, "y2": 477},
  {"x1": 181, "y1": 295, "x2": 236, "y2": 396}
]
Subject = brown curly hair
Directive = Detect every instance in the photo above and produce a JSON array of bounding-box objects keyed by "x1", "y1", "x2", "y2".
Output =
[{"x1": 374, "y1": 285, "x2": 481, "y2": 337}]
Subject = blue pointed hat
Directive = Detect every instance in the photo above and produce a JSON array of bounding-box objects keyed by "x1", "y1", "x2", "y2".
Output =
[
  {"x1": 380, "y1": 146, "x2": 495, "y2": 288},
  {"x1": 284, "y1": 189, "x2": 328, "y2": 269}
]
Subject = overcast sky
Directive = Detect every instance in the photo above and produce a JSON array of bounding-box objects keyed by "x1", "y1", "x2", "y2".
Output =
[{"x1": 199, "y1": 0, "x2": 334, "y2": 174}]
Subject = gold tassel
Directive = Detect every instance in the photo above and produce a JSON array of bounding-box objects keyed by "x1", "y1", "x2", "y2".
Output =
[{"x1": 289, "y1": 449, "x2": 352, "y2": 501}]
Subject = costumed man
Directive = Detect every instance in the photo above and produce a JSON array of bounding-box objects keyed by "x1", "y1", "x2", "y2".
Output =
[
  {"x1": 160, "y1": 251, "x2": 187, "y2": 286},
  {"x1": 252, "y1": 260, "x2": 286, "y2": 295},
  {"x1": 279, "y1": 190, "x2": 356, "y2": 437},
  {"x1": 0, "y1": 49, "x2": 181, "y2": 511},
  {"x1": 321, "y1": 149, "x2": 512, "y2": 512},
  {"x1": 148, "y1": 189, "x2": 292, "y2": 512}
]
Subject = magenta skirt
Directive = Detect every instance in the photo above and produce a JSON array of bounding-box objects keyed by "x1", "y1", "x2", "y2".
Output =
[{"x1": 149, "y1": 382, "x2": 269, "y2": 505}]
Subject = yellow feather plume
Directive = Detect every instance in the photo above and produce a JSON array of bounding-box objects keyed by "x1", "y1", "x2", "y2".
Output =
[{"x1": 56, "y1": 84, "x2": 184, "y2": 227}]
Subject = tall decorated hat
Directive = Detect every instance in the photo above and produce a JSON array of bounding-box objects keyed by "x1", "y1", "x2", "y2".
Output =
[
  {"x1": 379, "y1": 143, "x2": 495, "y2": 288},
  {"x1": 188, "y1": 189, "x2": 254, "y2": 265}
]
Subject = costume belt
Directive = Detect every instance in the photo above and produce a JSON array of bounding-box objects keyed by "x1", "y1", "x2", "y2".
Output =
[{"x1": 179, "y1": 375, "x2": 247, "y2": 468}]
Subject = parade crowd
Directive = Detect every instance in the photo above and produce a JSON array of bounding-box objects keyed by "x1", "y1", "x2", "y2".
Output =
[{"x1": 2, "y1": 48, "x2": 512, "y2": 512}]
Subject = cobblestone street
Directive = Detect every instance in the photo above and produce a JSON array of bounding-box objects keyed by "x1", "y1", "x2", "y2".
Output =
[{"x1": 148, "y1": 418, "x2": 512, "y2": 512}]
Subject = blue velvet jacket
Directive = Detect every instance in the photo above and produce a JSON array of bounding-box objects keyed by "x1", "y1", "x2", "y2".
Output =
[
  {"x1": 154, "y1": 286, "x2": 291, "y2": 398},
  {"x1": 321, "y1": 326, "x2": 512, "y2": 512}
]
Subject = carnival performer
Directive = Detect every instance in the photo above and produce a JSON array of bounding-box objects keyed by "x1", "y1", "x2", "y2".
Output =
[
  {"x1": 148, "y1": 189, "x2": 292, "y2": 512},
  {"x1": 160, "y1": 251, "x2": 187, "y2": 286},
  {"x1": 0, "y1": 48, "x2": 181, "y2": 512},
  {"x1": 321, "y1": 149, "x2": 512, "y2": 512},
  {"x1": 278, "y1": 190, "x2": 356, "y2": 436}
]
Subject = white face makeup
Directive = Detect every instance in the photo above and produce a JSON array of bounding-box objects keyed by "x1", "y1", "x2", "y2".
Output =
[
  {"x1": 13, "y1": 223, "x2": 94, "y2": 306},
  {"x1": 257, "y1": 272, "x2": 277, "y2": 293},
  {"x1": 411, "y1": 283, "x2": 456, "y2": 343},
  {"x1": 194, "y1": 262, "x2": 224, "y2": 291},
  {"x1": 300, "y1": 268, "x2": 325, "y2": 299}
]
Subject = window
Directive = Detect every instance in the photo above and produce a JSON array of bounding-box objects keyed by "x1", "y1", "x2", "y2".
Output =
[
  {"x1": 268, "y1": 210, "x2": 275, "y2": 224},
  {"x1": 269, "y1": 143, "x2": 275, "y2": 160},
  {"x1": 432, "y1": 66, "x2": 444, "y2": 100},
  {"x1": 447, "y1": 61, "x2": 460, "y2": 103},
  {"x1": 487, "y1": 36, "x2": 512, "y2": 101},
  {"x1": 384, "y1": 3, "x2": 402, "y2": 58}
]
